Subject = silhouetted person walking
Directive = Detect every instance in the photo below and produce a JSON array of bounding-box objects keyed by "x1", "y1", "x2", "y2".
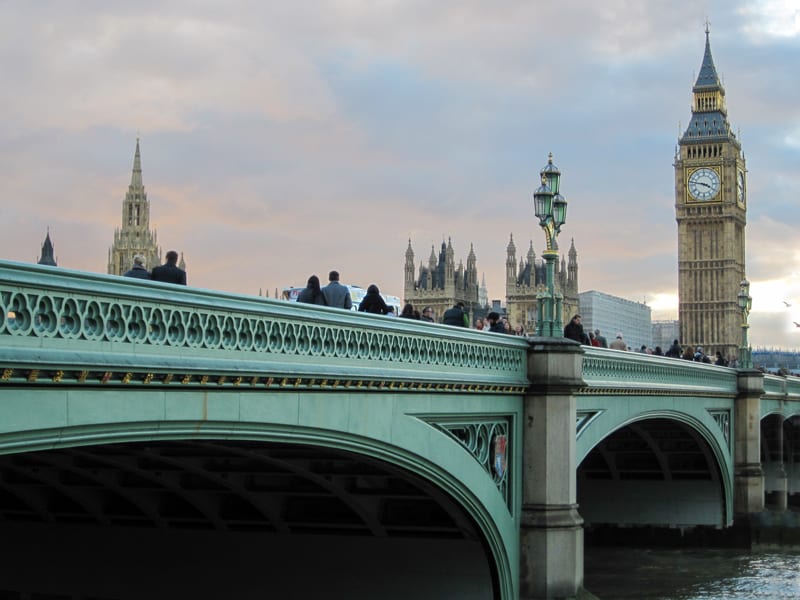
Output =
[
  {"x1": 151, "y1": 250, "x2": 186, "y2": 285},
  {"x1": 297, "y1": 275, "x2": 326, "y2": 305},
  {"x1": 442, "y1": 302, "x2": 468, "y2": 327}
]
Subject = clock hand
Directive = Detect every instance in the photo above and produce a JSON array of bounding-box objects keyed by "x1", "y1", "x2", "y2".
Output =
[{"x1": 697, "y1": 182, "x2": 711, "y2": 189}]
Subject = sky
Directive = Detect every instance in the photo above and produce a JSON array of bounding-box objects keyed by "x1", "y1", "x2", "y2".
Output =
[{"x1": 1, "y1": 0, "x2": 799, "y2": 348}]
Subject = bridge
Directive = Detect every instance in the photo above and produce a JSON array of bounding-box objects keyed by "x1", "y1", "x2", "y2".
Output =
[{"x1": 0, "y1": 260, "x2": 798, "y2": 599}]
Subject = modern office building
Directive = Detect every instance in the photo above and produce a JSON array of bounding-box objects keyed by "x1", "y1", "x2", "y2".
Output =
[
  {"x1": 579, "y1": 290, "x2": 652, "y2": 351},
  {"x1": 652, "y1": 320, "x2": 681, "y2": 352}
]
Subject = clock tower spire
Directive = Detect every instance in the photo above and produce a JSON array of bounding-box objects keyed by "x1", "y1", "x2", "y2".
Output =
[{"x1": 674, "y1": 27, "x2": 747, "y2": 362}]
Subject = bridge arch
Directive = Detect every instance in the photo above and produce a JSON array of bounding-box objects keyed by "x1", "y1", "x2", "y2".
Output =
[
  {"x1": 577, "y1": 408, "x2": 732, "y2": 529},
  {"x1": 761, "y1": 412, "x2": 800, "y2": 509},
  {"x1": 0, "y1": 395, "x2": 519, "y2": 599}
]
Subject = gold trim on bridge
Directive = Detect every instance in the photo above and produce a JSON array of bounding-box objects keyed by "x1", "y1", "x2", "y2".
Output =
[
  {"x1": 0, "y1": 366, "x2": 528, "y2": 395},
  {"x1": 576, "y1": 386, "x2": 737, "y2": 399}
]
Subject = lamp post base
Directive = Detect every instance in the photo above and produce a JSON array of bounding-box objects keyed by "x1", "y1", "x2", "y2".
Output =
[{"x1": 535, "y1": 251, "x2": 560, "y2": 338}]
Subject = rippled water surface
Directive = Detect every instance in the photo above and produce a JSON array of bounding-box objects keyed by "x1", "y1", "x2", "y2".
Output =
[{"x1": 584, "y1": 547, "x2": 800, "y2": 599}]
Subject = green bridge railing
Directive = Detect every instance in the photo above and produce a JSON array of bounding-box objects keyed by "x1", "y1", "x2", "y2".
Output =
[
  {"x1": 581, "y1": 346, "x2": 739, "y2": 395},
  {"x1": 0, "y1": 261, "x2": 529, "y2": 393}
]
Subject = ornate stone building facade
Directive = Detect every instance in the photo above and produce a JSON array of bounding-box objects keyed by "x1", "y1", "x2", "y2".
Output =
[
  {"x1": 107, "y1": 139, "x2": 185, "y2": 276},
  {"x1": 505, "y1": 234, "x2": 579, "y2": 332},
  {"x1": 404, "y1": 238, "x2": 480, "y2": 323},
  {"x1": 674, "y1": 29, "x2": 746, "y2": 361}
]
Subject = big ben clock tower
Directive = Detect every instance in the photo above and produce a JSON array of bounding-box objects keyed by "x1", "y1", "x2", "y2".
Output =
[{"x1": 675, "y1": 26, "x2": 747, "y2": 362}]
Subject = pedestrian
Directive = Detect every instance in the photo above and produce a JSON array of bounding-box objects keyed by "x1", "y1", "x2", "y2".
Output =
[
  {"x1": 123, "y1": 255, "x2": 150, "y2": 280},
  {"x1": 594, "y1": 329, "x2": 608, "y2": 348},
  {"x1": 442, "y1": 302, "x2": 469, "y2": 327},
  {"x1": 589, "y1": 331, "x2": 601, "y2": 347},
  {"x1": 665, "y1": 339, "x2": 682, "y2": 358},
  {"x1": 358, "y1": 284, "x2": 390, "y2": 314},
  {"x1": 564, "y1": 314, "x2": 584, "y2": 343},
  {"x1": 486, "y1": 311, "x2": 506, "y2": 333},
  {"x1": 151, "y1": 250, "x2": 186, "y2": 285},
  {"x1": 610, "y1": 332, "x2": 627, "y2": 351},
  {"x1": 399, "y1": 303, "x2": 418, "y2": 319},
  {"x1": 694, "y1": 346, "x2": 711, "y2": 363},
  {"x1": 297, "y1": 275, "x2": 326, "y2": 305},
  {"x1": 715, "y1": 351, "x2": 728, "y2": 366},
  {"x1": 681, "y1": 346, "x2": 694, "y2": 360},
  {"x1": 420, "y1": 306, "x2": 435, "y2": 322},
  {"x1": 321, "y1": 270, "x2": 352, "y2": 309}
]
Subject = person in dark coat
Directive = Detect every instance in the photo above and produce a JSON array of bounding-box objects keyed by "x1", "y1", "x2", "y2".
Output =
[
  {"x1": 442, "y1": 302, "x2": 468, "y2": 327},
  {"x1": 563, "y1": 314, "x2": 584, "y2": 343},
  {"x1": 399, "y1": 302, "x2": 418, "y2": 319},
  {"x1": 486, "y1": 312, "x2": 506, "y2": 333},
  {"x1": 665, "y1": 339, "x2": 682, "y2": 358},
  {"x1": 594, "y1": 329, "x2": 608, "y2": 348},
  {"x1": 297, "y1": 275, "x2": 326, "y2": 305},
  {"x1": 358, "y1": 284, "x2": 390, "y2": 314},
  {"x1": 124, "y1": 255, "x2": 151, "y2": 280},
  {"x1": 151, "y1": 250, "x2": 186, "y2": 285}
]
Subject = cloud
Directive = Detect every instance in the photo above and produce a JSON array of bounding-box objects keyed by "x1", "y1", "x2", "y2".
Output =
[
  {"x1": 740, "y1": 0, "x2": 800, "y2": 39},
  {"x1": 1, "y1": 0, "x2": 799, "y2": 348}
]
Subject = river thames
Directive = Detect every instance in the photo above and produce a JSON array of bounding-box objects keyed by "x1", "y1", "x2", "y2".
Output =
[{"x1": 584, "y1": 547, "x2": 800, "y2": 599}]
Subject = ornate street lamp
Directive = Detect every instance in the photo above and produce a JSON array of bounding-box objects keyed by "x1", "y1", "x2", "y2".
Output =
[
  {"x1": 533, "y1": 153, "x2": 568, "y2": 337},
  {"x1": 737, "y1": 278, "x2": 753, "y2": 369}
]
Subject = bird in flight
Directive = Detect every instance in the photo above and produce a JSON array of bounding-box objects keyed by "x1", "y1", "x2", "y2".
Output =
[
  {"x1": 794, "y1": 322, "x2": 800, "y2": 328},
  {"x1": 783, "y1": 300, "x2": 792, "y2": 307}
]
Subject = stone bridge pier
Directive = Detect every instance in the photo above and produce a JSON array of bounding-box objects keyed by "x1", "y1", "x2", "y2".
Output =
[
  {"x1": 520, "y1": 338, "x2": 584, "y2": 599},
  {"x1": 735, "y1": 370, "x2": 765, "y2": 516}
]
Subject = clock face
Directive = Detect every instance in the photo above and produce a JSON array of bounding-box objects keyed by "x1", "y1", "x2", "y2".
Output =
[
  {"x1": 688, "y1": 167, "x2": 721, "y2": 201},
  {"x1": 737, "y1": 171, "x2": 745, "y2": 203}
]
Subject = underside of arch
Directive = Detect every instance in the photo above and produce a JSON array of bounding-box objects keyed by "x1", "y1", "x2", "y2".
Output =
[
  {"x1": 578, "y1": 417, "x2": 727, "y2": 527},
  {"x1": 0, "y1": 439, "x2": 500, "y2": 598}
]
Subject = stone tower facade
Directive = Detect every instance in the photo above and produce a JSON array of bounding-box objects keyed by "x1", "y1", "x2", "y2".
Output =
[
  {"x1": 37, "y1": 229, "x2": 57, "y2": 267},
  {"x1": 674, "y1": 28, "x2": 746, "y2": 361},
  {"x1": 505, "y1": 234, "x2": 579, "y2": 333},
  {"x1": 404, "y1": 238, "x2": 480, "y2": 323},
  {"x1": 107, "y1": 139, "x2": 162, "y2": 276}
]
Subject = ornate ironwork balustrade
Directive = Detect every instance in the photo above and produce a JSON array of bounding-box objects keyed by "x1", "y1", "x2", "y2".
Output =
[{"x1": 0, "y1": 261, "x2": 530, "y2": 393}]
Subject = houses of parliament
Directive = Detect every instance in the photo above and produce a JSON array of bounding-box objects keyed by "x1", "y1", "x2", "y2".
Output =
[{"x1": 403, "y1": 235, "x2": 579, "y2": 330}]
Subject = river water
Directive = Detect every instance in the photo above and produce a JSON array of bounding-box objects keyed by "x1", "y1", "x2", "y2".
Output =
[{"x1": 584, "y1": 547, "x2": 800, "y2": 599}]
